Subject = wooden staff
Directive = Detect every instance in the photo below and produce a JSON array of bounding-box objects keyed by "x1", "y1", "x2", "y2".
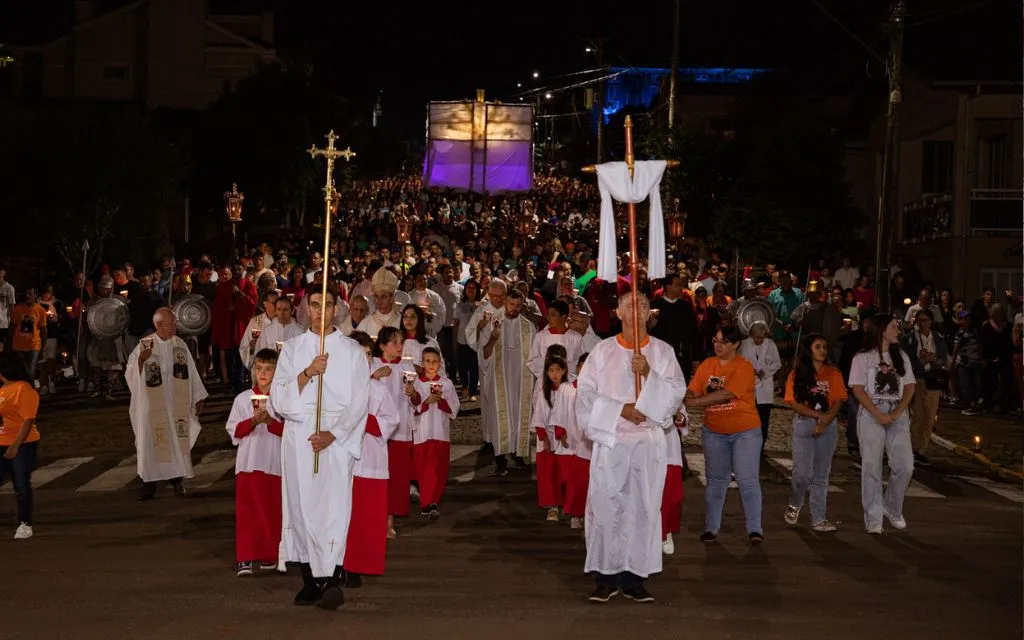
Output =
[
  {"x1": 582, "y1": 116, "x2": 679, "y2": 395},
  {"x1": 308, "y1": 130, "x2": 356, "y2": 474}
]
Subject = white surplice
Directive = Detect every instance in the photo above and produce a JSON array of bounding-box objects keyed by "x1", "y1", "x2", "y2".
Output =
[
  {"x1": 402, "y1": 336, "x2": 446, "y2": 377},
  {"x1": 125, "y1": 335, "x2": 208, "y2": 482},
  {"x1": 527, "y1": 327, "x2": 585, "y2": 380},
  {"x1": 357, "y1": 308, "x2": 401, "y2": 338},
  {"x1": 409, "y1": 287, "x2": 447, "y2": 338},
  {"x1": 239, "y1": 312, "x2": 275, "y2": 369},
  {"x1": 356, "y1": 379, "x2": 400, "y2": 479},
  {"x1": 270, "y1": 329, "x2": 370, "y2": 577},
  {"x1": 575, "y1": 335, "x2": 686, "y2": 578},
  {"x1": 478, "y1": 314, "x2": 536, "y2": 456},
  {"x1": 253, "y1": 318, "x2": 304, "y2": 357},
  {"x1": 411, "y1": 376, "x2": 460, "y2": 443},
  {"x1": 226, "y1": 388, "x2": 283, "y2": 476},
  {"x1": 371, "y1": 356, "x2": 417, "y2": 443}
]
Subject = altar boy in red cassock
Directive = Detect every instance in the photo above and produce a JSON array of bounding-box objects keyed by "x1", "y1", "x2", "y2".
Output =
[
  {"x1": 343, "y1": 332, "x2": 400, "y2": 588},
  {"x1": 561, "y1": 352, "x2": 590, "y2": 530},
  {"x1": 226, "y1": 348, "x2": 284, "y2": 577},
  {"x1": 407, "y1": 347, "x2": 459, "y2": 520}
]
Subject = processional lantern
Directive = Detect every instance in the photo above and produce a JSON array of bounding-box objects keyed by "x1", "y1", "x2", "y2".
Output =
[
  {"x1": 395, "y1": 204, "x2": 412, "y2": 244},
  {"x1": 224, "y1": 183, "x2": 244, "y2": 222},
  {"x1": 666, "y1": 211, "x2": 686, "y2": 239},
  {"x1": 329, "y1": 182, "x2": 340, "y2": 216}
]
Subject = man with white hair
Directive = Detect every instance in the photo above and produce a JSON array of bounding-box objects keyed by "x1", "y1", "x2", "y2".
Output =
[
  {"x1": 357, "y1": 268, "x2": 402, "y2": 337},
  {"x1": 466, "y1": 279, "x2": 508, "y2": 450},
  {"x1": 576, "y1": 293, "x2": 687, "y2": 603},
  {"x1": 126, "y1": 308, "x2": 208, "y2": 500},
  {"x1": 339, "y1": 295, "x2": 369, "y2": 337}
]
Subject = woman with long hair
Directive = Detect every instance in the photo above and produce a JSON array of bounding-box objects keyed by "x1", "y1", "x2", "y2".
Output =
[
  {"x1": 0, "y1": 353, "x2": 41, "y2": 539},
  {"x1": 401, "y1": 304, "x2": 444, "y2": 377},
  {"x1": 783, "y1": 335, "x2": 847, "y2": 532},
  {"x1": 685, "y1": 325, "x2": 764, "y2": 544},
  {"x1": 849, "y1": 314, "x2": 916, "y2": 534}
]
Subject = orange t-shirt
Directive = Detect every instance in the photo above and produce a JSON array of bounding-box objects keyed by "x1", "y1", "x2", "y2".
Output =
[
  {"x1": 784, "y1": 365, "x2": 848, "y2": 412},
  {"x1": 11, "y1": 302, "x2": 47, "y2": 352},
  {"x1": 688, "y1": 355, "x2": 760, "y2": 434},
  {"x1": 0, "y1": 381, "x2": 40, "y2": 447}
]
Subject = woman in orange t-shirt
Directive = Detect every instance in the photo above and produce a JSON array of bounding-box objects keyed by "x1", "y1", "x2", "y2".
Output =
[
  {"x1": 0, "y1": 354, "x2": 41, "y2": 540},
  {"x1": 685, "y1": 325, "x2": 763, "y2": 544},
  {"x1": 783, "y1": 334, "x2": 847, "y2": 533}
]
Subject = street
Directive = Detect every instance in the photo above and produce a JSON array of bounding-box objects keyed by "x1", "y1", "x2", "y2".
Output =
[{"x1": 2, "y1": 390, "x2": 1022, "y2": 640}]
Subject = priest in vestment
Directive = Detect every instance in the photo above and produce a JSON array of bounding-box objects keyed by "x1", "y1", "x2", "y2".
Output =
[
  {"x1": 465, "y1": 279, "x2": 507, "y2": 447},
  {"x1": 271, "y1": 289, "x2": 370, "y2": 610},
  {"x1": 126, "y1": 308, "x2": 208, "y2": 500},
  {"x1": 575, "y1": 293, "x2": 686, "y2": 603},
  {"x1": 478, "y1": 289, "x2": 536, "y2": 475},
  {"x1": 357, "y1": 268, "x2": 402, "y2": 337}
]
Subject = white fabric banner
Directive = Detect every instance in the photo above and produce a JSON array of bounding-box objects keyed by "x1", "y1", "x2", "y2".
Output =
[{"x1": 594, "y1": 160, "x2": 668, "y2": 281}]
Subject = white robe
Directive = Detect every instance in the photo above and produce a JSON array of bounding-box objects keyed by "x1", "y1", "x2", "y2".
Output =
[
  {"x1": 357, "y1": 308, "x2": 401, "y2": 338},
  {"x1": 409, "y1": 287, "x2": 447, "y2": 338},
  {"x1": 270, "y1": 329, "x2": 370, "y2": 577},
  {"x1": 356, "y1": 380, "x2": 400, "y2": 479},
  {"x1": 371, "y1": 357, "x2": 417, "y2": 443},
  {"x1": 478, "y1": 315, "x2": 536, "y2": 456},
  {"x1": 738, "y1": 338, "x2": 782, "y2": 405},
  {"x1": 527, "y1": 327, "x2": 584, "y2": 380},
  {"x1": 464, "y1": 301, "x2": 501, "y2": 351},
  {"x1": 253, "y1": 318, "x2": 304, "y2": 358},
  {"x1": 226, "y1": 388, "x2": 283, "y2": 476},
  {"x1": 402, "y1": 336, "x2": 446, "y2": 377},
  {"x1": 576, "y1": 335, "x2": 686, "y2": 578},
  {"x1": 239, "y1": 312, "x2": 276, "y2": 369},
  {"x1": 411, "y1": 376, "x2": 460, "y2": 443},
  {"x1": 126, "y1": 335, "x2": 208, "y2": 482}
]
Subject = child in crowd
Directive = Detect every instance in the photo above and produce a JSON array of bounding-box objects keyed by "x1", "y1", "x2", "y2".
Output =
[
  {"x1": 533, "y1": 349, "x2": 570, "y2": 521},
  {"x1": 562, "y1": 352, "x2": 589, "y2": 530},
  {"x1": 373, "y1": 327, "x2": 417, "y2": 538},
  {"x1": 408, "y1": 347, "x2": 459, "y2": 519}
]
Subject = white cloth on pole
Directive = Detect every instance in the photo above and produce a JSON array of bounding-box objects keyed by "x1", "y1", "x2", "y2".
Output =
[{"x1": 594, "y1": 160, "x2": 668, "y2": 281}]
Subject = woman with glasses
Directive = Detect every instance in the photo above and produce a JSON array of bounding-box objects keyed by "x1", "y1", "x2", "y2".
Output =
[{"x1": 685, "y1": 325, "x2": 764, "y2": 544}]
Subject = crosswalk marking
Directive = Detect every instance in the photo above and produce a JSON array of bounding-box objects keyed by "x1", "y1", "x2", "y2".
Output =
[
  {"x1": 961, "y1": 476, "x2": 1024, "y2": 504},
  {"x1": 1, "y1": 456, "x2": 93, "y2": 493},
  {"x1": 685, "y1": 453, "x2": 737, "y2": 489},
  {"x1": 78, "y1": 455, "x2": 138, "y2": 492},
  {"x1": 449, "y1": 445, "x2": 479, "y2": 463},
  {"x1": 769, "y1": 457, "x2": 843, "y2": 493},
  {"x1": 189, "y1": 450, "x2": 238, "y2": 488}
]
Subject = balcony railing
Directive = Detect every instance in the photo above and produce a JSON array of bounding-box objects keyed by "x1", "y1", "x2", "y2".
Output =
[
  {"x1": 970, "y1": 189, "x2": 1022, "y2": 234},
  {"x1": 902, "y1": 193, "x2": 953, "y2": 243}
]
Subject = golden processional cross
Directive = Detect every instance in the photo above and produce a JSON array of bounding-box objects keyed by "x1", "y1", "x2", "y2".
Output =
[
  {"x1": 582, "y1": 115, "x2": 679, "y2": 394},
  {"x1": 308, "y1": 130, "x2": 356, "y2": 474}
]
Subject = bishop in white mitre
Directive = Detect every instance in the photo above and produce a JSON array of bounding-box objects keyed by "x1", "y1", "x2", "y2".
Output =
[
  {"x1": 126, "y1": 308, "x2": 208, "y2": 500},
  {"x1": 357, "y1": 267, "x2": 402, "y2": 337},
  {"x1": 270, "y1": 289, "x2": 370, "y2": 610},
  {"x1": 575, "y1": 293, "x2": 686, "y2": 603}
]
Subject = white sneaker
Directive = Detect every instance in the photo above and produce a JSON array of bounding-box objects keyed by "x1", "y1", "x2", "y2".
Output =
[
  {"x1": 884, "y1": 510, "x2": 907, "y2": 530},
  {"x1": 32, "y1": 379, "x2": 40, "y2": 389},
  {"x1": 570, "y1": 516, "x2": 584, "y2": 530},
  {"x1": 784, "y1": 504, "x2": 801, "y2": 526},
  {"x1": 811, "y1": 520, "x2": 838, "y2": 533},
  {"x1": 14, "y1": 523, "x2": 33, "y2": 539},
  {"x1": 662, "y1": 534, "x2": 675, "y2": 555},
  {"x1": 409, "y1": 485, "x2": 420, "y2": 502},
  {"x1": 866, "y1": 524, "x2": 883, "y2": 535},
  {"x1": 545, "y1": 507, "x2": 560, "y2": 522}
]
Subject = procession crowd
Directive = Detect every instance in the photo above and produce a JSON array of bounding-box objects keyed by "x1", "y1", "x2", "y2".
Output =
[{"x1": 0, "y1": 172, "x2": 1022, "y2": 605}]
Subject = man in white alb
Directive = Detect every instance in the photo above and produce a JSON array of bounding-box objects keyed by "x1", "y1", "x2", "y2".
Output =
[
  {"x1": 254, "y1": 295, "x2": 303, "y2": 354},
  {"x1": 241, "y1": 290, "x2": 279, "y2": 370},
  {"x1": 271, "y1": 288, "x2": 370, "y2": 609},
  {"x1": 410, "y1": 270, "x2": 446, "y2": 339},
  {"x1": 576, "y1": 293, "x2": 686, "y2": 603}
]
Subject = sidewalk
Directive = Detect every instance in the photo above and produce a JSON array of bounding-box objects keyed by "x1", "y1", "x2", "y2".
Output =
[{"x1": 930, "y1": 407, "x2": 1023, "y2": 479}]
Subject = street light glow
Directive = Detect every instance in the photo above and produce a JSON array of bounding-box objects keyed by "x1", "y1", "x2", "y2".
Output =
[
  {"x1": 585, "y1": 46, "x2": 592, "y2": 53},
  {"x1": 545, "y1": 92, "x2": 552, "y2": 99},
  {"x1": 516, "y1": 82, "x2": 522, "y2": 88},
  {"x1": 532, "y1": 71, "x2": 539, "y2": 79}
]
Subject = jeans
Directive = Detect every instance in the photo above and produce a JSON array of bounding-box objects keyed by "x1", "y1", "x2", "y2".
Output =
[
  {"x1": 457, "y1": 343, "x2": 478, "y2": 395},
  {"x1": 437, "y1": 327, "x2": 457, "y2": 383},
  {"x1": 845, "y1": 394, "x2": 860, "y2": 452},
  {"x1": 15, "y1": 349, "x2": 39, "y2": 381},
  {"x1": 595, "y1": 571, "x2": 643, "y2": 589},
  {"x1": 789, "y1": 416, "x2": 837, "y2": 523},
  {"x1": 0, "y1": 441, "x2": 37, "y2": 525},
  {"x1": 857, "y1": 409, "x2": 913, "y2": 529},
  {"x1": 756, "y1": 404, "x2": 772, "y2": 455},
  {"x1": 958, "y1": 366, "x2": 982, "y2": 407},
  {"x1": 702, "y1": 426, "x2": 763, "y2": 534}
]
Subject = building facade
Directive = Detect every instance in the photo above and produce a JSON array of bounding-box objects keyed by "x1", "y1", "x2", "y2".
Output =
[{"x1": 8, "y1": 0, "x2": 276, "y2": 110}]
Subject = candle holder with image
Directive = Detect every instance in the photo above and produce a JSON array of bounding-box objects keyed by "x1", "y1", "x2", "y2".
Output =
[
  {"x1": 251, "y1": 394, "x2": 269, "y2": 413},
  {"x1": 402, "y1": 371, "x2": 416, "y2": 384}
]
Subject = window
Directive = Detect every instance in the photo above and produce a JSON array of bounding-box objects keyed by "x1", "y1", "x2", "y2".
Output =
[
  {"x1": 102, "y1": 65, "x2": 129, "y2": 81},
  {"x1": 979, "y1": 268, "x2": 1024, "y2": 300},
  {"x1": 921, "y1": 140, "x2": 954, "y2": 194},
  {"x1": 985, "y1": 135, "x2": 1011, "y2": 189}
]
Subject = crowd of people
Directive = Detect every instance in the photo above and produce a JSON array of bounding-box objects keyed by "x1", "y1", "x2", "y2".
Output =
[{"x1": 1, "y1": 172, "x2": 1022, "y2": 606}]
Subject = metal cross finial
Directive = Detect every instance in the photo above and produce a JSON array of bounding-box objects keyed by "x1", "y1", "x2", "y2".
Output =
[{"x1": 338, "y1": 147, "x2": 357, "y2": 162}]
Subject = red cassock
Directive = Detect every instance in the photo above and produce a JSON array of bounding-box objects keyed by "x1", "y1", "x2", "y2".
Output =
[
  {"x1": 344, "y1": 414, "x2": 389, "y2": 575},
  {"x1": 661, "y1": 464, "x2": 684, "y2": 538},
  {"x1": 211, "y1": 278, "x2": 258, "y2": 349},
  {"x1": 535, "y1": 428, "x2": 566, "y2": 509},
  {"x1": 387, "y1": 440, "x2": 414, "y2": 516},
  {"x1": 233, "y1": 415, "x2": 284, "y2": 564},
  {"x1": 562, "y1": 455, "x2": 590, "y2": 517}
]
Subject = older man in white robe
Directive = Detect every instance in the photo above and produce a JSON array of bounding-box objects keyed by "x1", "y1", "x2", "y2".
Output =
[
  {"x1": 126, "y1": 308, "x2": 208, "y2": 500},
  {"x1": 466, "y1": 279, "x2": 507, "y2": 447},
  {"x1": 576, "y1": 293, "x2": 686, "y2": 603},
  {"x1": 271, "y1": 288, "x2": 370, "y2": 610}
]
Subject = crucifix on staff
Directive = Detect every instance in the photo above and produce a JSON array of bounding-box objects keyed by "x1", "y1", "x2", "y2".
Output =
[{"x1": 582, "y1": 115, "x2": 679, "y2": 394}]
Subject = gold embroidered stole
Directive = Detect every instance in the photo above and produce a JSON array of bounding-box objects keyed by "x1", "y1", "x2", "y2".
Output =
[{"x1": 144, "y1": 338, "x2": 192, "y2": 464}]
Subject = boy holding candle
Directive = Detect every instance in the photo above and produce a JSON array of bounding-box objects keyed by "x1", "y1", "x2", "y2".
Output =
[
  {"x1": 407, "y1": 347, "x2": 460, "y2": 519},
  {"x1": 226, "y1": 347, "x2": 284, "y2": 576}
]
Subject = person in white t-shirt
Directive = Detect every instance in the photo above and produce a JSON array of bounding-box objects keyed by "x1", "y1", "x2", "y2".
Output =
[
  {"x1": 848, "y1": 314, "x2": 916, "y2": 535},
  {"x1": 0, "y1": 265, "x2": 15, "y2": 351}
]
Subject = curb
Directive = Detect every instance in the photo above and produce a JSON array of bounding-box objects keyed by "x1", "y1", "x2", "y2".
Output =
[{"x1": 930, "y1": 433, "x2": 1024, "y2": 483}]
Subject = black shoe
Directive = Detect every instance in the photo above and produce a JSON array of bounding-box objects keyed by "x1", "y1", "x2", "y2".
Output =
[
  {"x1": 622, "y1": 585, "x2": 655, "y2": 603},
  {"x1": 316, "y1": 582, "x2": 344, "y2": 610},
  {"x1": 345, "y1": 572, "x2": 362, "y2": 589},
  {"x1": 172, "y1": 483, "x2": 189, "y2": 498},
  {"x1": 749, "y1": 532, "x2": 765, "y2": 545},
  {"x1": 588, "y1": 585, "x2": 619, "y2": 603},
  {"x1": 293, "y1": 583, "x2": 322, "y2": 606},
  {"x1": 427, "y1": 504, "x2": 441, "y2": 520},
  {"x1": 700, "y1": 531, "x2": 718, "y2": 542}
]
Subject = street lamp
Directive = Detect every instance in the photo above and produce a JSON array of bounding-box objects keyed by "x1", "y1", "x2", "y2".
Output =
[
  {"x1": 224, "y1": 183, "x2": 244, "y2": 259},
  {"x1": 532, "y1": 71, "x2": 539, "y2": 79},
  {"x1": 545, "y1": 92, "x2": 552, "y2": 100}
]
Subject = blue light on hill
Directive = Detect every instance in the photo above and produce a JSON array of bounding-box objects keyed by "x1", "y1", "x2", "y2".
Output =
[{"x1": 598, "y1": 67, "x2": 768, "y2": 122}]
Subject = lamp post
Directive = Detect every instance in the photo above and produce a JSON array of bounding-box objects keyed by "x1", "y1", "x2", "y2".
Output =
[{"x1": 224, "y1": 183, "x2": 244, "y2": 260}]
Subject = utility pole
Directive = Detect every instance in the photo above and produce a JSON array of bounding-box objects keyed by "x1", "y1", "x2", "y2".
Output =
[
  {"x1": 874, "y1": 0, "x2": 906, "y2": 313},
  {"x1": 668, "y1": 0, "x2": 681, "y2": 129},
  {"x1": 596, "y1": 38, "x2": 606, "y2": 163}
]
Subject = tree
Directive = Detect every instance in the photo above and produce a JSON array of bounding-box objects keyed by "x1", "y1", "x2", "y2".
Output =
[{"x1": 0, "y1": 103, "x2": 185, "y2": 275}]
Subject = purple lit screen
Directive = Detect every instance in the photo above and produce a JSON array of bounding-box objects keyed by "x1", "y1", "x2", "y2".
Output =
[{"x1": 423, "y1": 102, "x2": 533, "y2": 193}]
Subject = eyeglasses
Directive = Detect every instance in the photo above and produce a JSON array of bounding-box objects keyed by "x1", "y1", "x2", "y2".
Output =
[{"x1": 712, "y1": 338, "x2": 735, "y2": 346}]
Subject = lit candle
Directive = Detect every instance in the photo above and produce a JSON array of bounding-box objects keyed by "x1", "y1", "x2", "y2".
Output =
[
  {"x1": 972, "y1": 435, "x2": 982, "y2": 451},
  {"x1": 275, "y1": 341, "x2": 284, "y2": 352}
]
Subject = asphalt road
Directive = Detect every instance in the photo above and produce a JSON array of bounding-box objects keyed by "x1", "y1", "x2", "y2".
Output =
[{"x1": 3, "y1": 436, "x2": 1021, "y2": 640}]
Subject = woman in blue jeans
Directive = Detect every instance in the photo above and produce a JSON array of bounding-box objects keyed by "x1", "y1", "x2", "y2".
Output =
[
  {"x1": 685, "y1": 326, "x2": 764, "y2": 544},
  {"x1": 783, "y1": 335, "x2": 847, "y2": 532},
  {"x1": 0, "y1": 353, "x2": 41, "y2": 540}
]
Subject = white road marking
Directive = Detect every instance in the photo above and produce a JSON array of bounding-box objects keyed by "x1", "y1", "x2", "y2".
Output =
[
  {"x1": 188, "y1": 450, "x2": 238, "y2": 488},
  {"x1": 960, "y1": 476, "x2": 1024, "y2": 504},
  {"x1": 1, "y1": 456, "x2": 93, "y2": 493},
  {"x1": 78, "y1": 455, "x2": 138, "y2": 492}
]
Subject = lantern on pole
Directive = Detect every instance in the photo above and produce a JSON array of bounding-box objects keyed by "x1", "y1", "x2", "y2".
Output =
[
  {"x1": 666, "y1": 211, "x2": 686, "y2": 240},
  {"x1": 395, "y1": 204, "x2": 412, "y2": 244},
  {"x1": 224, "y1": 183, "x2": 244, "y2": 259}
]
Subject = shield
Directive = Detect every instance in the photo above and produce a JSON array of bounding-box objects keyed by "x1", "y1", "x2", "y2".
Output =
[
  {"x1": 86, "y1": 296, "x2": 130, "y2": 339},
  {"x1": 735, "y1": 297, "x2": 777, "y2": 337},
  {"x1": 172, "y1": 295, "x2": 212, "y2": 337}
]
